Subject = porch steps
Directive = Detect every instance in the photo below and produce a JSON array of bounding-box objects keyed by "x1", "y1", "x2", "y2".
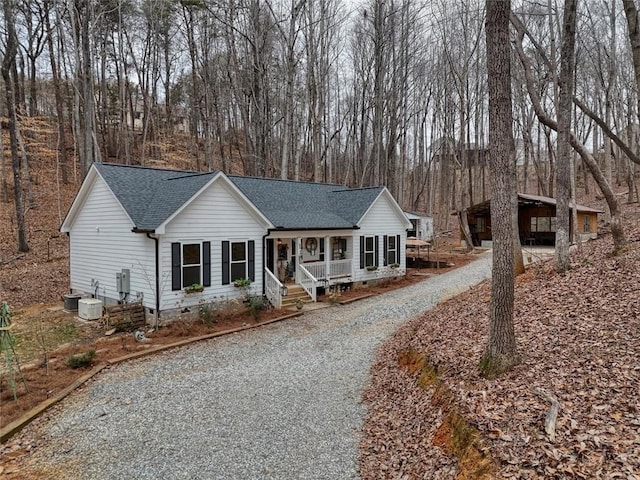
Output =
[{"x1": 281, "y1": 285, "x2": 313, "y2": 308}]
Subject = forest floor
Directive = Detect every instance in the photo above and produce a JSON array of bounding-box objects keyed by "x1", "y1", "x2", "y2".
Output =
[{"x1": 359, "y1": 200, "x2": 640, "y2": 479}]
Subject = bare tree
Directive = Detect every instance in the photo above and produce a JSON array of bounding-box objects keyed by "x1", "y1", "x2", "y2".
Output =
[
  {"x1": 481, "y1": 0, "x2": 519, "y2": 377},
  {"x1": 2, "y1": 0, "x2": 30, "y2": 252},
  {"x1": 554, "y1": 0, "x2": 577, "y2": 273}
]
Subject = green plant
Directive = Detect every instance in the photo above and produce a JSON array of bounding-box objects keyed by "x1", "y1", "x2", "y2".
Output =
[
  {"x1": 233, "y1": 277, "x2": 252, "y2": 288},
  {"x1": 66, "y1": 349, "x2": 96, "y2": 369},
  {"x1": 184, "y1": 283, "x2": 204, "y2": 294},
  {"x1": 366, "y1": 265, "x2": 378, "y2": 271},
  {"x1": 246, "y1": 295, "x2": 266, "y2": 319},
  {"x1": 390, "y1": 263, "x2": 400, "y2": 269},
  {"x1": 199, "y1": 298, "x2": 224, "y2": 327}
]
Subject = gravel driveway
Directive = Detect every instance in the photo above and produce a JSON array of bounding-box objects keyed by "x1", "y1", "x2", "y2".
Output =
[{"x1": 20, "y1": 255, "x2": 491, "y2": 479}]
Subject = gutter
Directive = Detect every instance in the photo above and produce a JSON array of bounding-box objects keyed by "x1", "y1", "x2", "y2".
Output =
[
  {"x1": 145, "y1": 233, "x2": 161, "y2": 326},
  {"x1": 270, "y1": 226, "x2": 360, "y2": 232}
]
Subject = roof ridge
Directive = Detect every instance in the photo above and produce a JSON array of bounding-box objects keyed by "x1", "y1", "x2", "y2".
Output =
[
  {"x1": 167, "y1": 171, "x2": 218, "y2": 181},
  {"x1": 229, "y1": 174, "x2": 344, "y2": 187},
  {"x1": 99, "y1": 162, "x2": 197, "y2": 174},
  {"x1": 331, "y1": 186, "x2": 383, "y2": 192}
]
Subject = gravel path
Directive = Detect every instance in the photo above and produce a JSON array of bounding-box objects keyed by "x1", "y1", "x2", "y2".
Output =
[{"x1": 21, "y1": 255, "x2": 491, "y2": 479}]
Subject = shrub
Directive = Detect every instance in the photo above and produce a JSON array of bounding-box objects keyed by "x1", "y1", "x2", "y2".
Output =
[
  {"x1": 66, "y1": 350, "x2": 96, "y2": 369},
  {"x1": 246, "y1": 295, "x2": 267, "y2": 320}
]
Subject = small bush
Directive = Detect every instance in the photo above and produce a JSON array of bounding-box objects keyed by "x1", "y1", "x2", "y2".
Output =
[
  {"x1": 199, "y1": 298, "x2": 224, "y2": 327},
  {"x1": 66, "y1": 350, "x2": 96, "y2": 369},
  {"x1": 246, "y1": 295, "x2": 267, "y2": 320}
]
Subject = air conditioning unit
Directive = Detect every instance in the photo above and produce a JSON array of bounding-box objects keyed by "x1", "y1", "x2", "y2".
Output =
[{"x1": 78, "y1": 299, "x2": 103, "y2": 320}]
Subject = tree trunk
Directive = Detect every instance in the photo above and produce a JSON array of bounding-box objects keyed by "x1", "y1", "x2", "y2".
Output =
[
  {"x1": 554, "y1": 0, "x2": 577, "y2": 273},
  {"x1": 44, "y1": 0, "x2": 69, "y2": 184},
  {"x1": 2, "y1": 0, "x2": 29, "y2": 252},
  {"x1": 481, "y1": 0, "x2": 519, "y2": 377}
]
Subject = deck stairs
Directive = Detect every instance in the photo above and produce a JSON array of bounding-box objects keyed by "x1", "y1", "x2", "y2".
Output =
[{"x1": 281, "y1": 284, "x2": 313, "y2": 308}]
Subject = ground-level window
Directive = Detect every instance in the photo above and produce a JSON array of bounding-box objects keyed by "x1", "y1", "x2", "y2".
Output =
[
  {"x1": 222, "y1": 240, "x2": 255, "y2": 285},
  {"x1": 360, "y1": 235, "x2": 379, "y2": 269},
  {"x1": 530, "y1": 216, "x2": 556, "y2": 233},
  {"x1": 384, "y1": 235, "x2": 400, "y2": 265},
  {"x1": 171, "y1": 241, "x2": 211, "y2": 290}
]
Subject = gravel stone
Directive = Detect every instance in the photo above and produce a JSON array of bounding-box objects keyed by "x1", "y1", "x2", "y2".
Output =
[{"x1": 22, "y1": 255, "x2": 491, "y2": 479}]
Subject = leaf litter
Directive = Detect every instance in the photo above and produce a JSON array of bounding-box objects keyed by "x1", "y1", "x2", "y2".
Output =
[{"x1": 360, "y1": 203, "x2": 640, "y2": 479}]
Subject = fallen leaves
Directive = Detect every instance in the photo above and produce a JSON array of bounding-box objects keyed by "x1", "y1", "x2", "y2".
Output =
[{"x1": 360, "y1": 202, "x2": 640, "y2": 479}]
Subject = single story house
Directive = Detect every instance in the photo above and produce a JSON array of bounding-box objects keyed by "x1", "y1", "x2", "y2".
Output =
[
  {"x1": 463, "y1": 193, "x2": 602, "y2": 247},
  {"x1": 404, "y1": 211, "x2": 434, "y2": 242},
  {"x1": 61, "y1": 163, "x2": 412, "y2": 319}
]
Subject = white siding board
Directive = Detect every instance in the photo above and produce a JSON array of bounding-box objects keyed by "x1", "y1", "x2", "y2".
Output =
[
  {"x1": 159, "y1": 179, "x2": 267, "y2": 311},
  {"x1": 68, "y1": 177, "x2": 156, "y2": 309},
  {"x1": 354, "y1": 194, "x2": 409, "y2": 283}
]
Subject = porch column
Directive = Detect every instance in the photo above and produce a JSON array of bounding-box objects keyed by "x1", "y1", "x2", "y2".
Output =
[
  {"x1": 325, "y1": 236, "x2": 331, "y2": 281},
  {"x1": 296, "y1": 237, "x2": 302, "y2": 283}
]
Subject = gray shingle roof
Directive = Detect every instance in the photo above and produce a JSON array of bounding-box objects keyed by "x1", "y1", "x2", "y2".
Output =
[
  {"x1": 95, "y1": 163, "x2": 216, "y2": 230},
  {"x1": 94, "y1": 163, "x2": 386, "y2": 231},
  {"x1": 229, "y1": 176, "x2": 384, "y2": 229}
]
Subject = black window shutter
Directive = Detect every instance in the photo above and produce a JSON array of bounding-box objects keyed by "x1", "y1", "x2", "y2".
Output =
[
  {"x1": 383, "y1": 235, "x2": 388, "y2": 266},
  {"x1": 248, "y1": 240, "x2": 255, "y2": 281},
  {"x1": 359, "y1": 236, "x2": 365, "y2": 269},
  {"x1": 319, "y1": 238, "x2": 325, "y2": 261},
  {"x1": 171, "y1": 242, "x2": 181, "y2": 291},
  {"x1": 397, "y1": 235, "x2": 401, "y2": 265},
  {"x1": 374, "y1": 235, "x2": 379, "y2": 267},
  {"x1": 222, "y1": 241, "x2": 230, "y2": 285},
  {"x1": 203, "y1": 241, "x2": 211, "y2": 286}
]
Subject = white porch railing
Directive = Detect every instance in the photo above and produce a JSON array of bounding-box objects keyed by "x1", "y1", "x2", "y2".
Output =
[
  {"x1": 301, "y1": 259, "x2": 353, "y2": 282},
  {"x1": 329, "y1": 259, "x2": 352, "y2": 278},
  {"x1": 303, "y1": 262, "x2": 326, "y2": 280},
  {"x1": 265, "y1": 268, "x2": 283, "y2": 309},
  {"x1": 297, "y1": 265, "x2": 317, "y2": 302}
]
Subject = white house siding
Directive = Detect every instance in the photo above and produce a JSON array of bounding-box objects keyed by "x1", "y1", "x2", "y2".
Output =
[
  {"x1": 354, "y1": 194, "x2": 410, "y2": 283},
  {"x1": 68, "y1": 177, "x2": 156, "y2": 309},
  {"x1": 159, "y1": 179, "x2": 267, "y2": 312}
]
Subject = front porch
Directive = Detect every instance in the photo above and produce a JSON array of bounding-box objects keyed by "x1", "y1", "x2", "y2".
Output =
[{"x1": 264, "y1": 234, "x2": 355, "y2": 308}]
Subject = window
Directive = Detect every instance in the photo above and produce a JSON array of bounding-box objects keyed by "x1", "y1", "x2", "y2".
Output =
[
  {"x1": 231, "y1": 242, "x2": 247, "y2": 282},
  {"x1": 583, "y1": 215, "x2": 591, "y2": 233},
  {"x1": 530, "y1": 216, "x2": 556, "y2": 233},
  {"x1": 476, "y1": 217, "x2": 486, "y2": 233},
  {"x1": 365, "y1": 236, "x2": 375, "y2": 267},
  {"x1": 386, "y1": 235, "x2": 398, "y2": 265},
  {"x1": 360, "y1": 235, "x2": 378, "y2": 269},
  {"x1": 182, "y1": 243, "x2": 201, "y2": 287},
  {"x1": 171, "y1": 241, "x2": 211, "y2": 291},
  {"x1": 222, "y1": 240, "x2": 255, "y2": 285}
]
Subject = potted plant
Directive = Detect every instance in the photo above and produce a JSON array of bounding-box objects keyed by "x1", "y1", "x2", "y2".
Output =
[
  {"x1": 390, "y1": 263, "x2": 400, "y2": 269},
  {"x1": 233, "y1": 278, "x2": 252, "y2": 288},
  {"x1": 184, "y1": 283, "x2": 204, "y2": 294},
  {"x1": 366, "y1": 265, "x2": 378, "y2": 272}
]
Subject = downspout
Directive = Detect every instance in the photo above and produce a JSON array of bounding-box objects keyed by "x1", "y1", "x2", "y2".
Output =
[
  {"x1": 146, "y1": 233, "x2": 160, "y2": 327},
  {"x1": 262, "y1": 229, "x2": 272, "y2": 297}
]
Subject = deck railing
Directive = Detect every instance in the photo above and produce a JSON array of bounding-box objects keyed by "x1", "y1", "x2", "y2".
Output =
[
  {"x1": 301, "y1": 259, "x2": 353, "y2": 282},
  {"x1": 297, "y1": 265, "x2": 317, "y2": 302},
  {"x1": 264, "y1": 268, "x2": 283, "y2": 309},
  {"x1": 329, "y1": 259, "x2": 352, "y2": 278}
]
